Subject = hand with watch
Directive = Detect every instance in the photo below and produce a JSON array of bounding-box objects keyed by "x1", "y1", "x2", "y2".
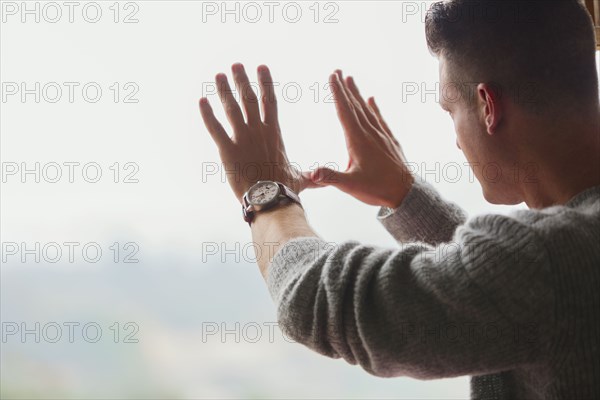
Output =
[
  {"x1": 199, "y1": 63, "x2": 413, "y2": 226},
  {"x1": 199, "y1": 63, "x2": 318, "y2": 226},
  {"x1": 242, "y1": 180, "x2": 303, "y2": 226}
]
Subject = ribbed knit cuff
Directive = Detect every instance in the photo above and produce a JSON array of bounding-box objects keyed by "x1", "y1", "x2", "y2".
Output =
[{"x1": 376, "y1": 179, "x2": 467, "y2": 245}]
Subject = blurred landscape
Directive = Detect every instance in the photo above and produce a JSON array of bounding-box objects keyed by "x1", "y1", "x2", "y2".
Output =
[{"x1": 1, "y1": 253, "x2": 469, "y2": 399}]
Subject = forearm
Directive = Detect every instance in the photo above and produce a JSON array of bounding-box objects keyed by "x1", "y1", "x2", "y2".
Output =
[
  {"x1": 250, "y1": 202, "x2": 319, "y2": 280},
  {"x1": 266, "y1": 213, "x2": 552, "y2": 379}
]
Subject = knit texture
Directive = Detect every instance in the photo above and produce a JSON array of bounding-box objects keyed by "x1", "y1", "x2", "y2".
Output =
[{"x1": 266, "y1": 179, "x2": 600, "y2": 399}]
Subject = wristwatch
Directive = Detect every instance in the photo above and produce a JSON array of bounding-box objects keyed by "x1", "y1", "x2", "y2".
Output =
[{"x1": 242, "y1": 180, "x2": 303, "y2": 226}]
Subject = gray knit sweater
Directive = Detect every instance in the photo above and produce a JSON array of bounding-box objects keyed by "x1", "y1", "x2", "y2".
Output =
[{"x1": 266, "y1": 179, "x2": 600, "y2": 399}]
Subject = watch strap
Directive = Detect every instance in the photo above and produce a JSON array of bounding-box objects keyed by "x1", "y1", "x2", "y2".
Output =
[
  {"x1": 278, "y1": 182, "x2": 302, "y2": 208},
  {"x1": 242, "y1": 194, "x2": 255, "y2": 225}
]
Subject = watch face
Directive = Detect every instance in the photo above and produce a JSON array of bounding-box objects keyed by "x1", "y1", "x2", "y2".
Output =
[{"x1": 248, "y1": 181, "x2": 280, "y2": 206}]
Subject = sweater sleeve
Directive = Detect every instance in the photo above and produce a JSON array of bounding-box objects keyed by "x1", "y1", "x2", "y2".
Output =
[
  {"x1": 376, "y1": 179, "x2": 467, "y2": 245},
  {"x1": 266, "y1": 213, "x2": 554, "y2": 379}
]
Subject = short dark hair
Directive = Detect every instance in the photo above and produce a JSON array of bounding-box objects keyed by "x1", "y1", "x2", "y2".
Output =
[{"x1": 425, "y1": 0, "x2": 598, "y2": 114}]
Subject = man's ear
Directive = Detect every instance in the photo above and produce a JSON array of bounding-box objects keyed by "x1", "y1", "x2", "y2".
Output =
[{"x1": 477, "y1": 83, "x2": 503, "y2": 135}]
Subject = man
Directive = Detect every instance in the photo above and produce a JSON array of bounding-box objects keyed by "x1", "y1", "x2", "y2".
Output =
[{"x1": 199, "y1": 0, "x2": 599, "y2": 398}]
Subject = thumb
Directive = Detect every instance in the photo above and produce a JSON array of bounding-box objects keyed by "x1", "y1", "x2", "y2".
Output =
[
  {"x1": 297, "y1": 170, "x2": 321, "y2": 191},
  {"x1": 311, "y1": 167, "x2": 352, "y2": 190}
]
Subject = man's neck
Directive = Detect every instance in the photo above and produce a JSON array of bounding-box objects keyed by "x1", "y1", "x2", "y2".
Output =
[{"x1": 519, "y1": 116, "x2": 600, "y2": 209}]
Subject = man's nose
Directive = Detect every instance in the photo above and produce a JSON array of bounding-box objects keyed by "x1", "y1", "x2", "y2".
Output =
[{"x1": 456, "y1": 140, "x2": 461, "y2": 150}]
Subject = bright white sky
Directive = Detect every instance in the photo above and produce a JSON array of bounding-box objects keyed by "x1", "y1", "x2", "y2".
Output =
[{"x1": 1, "y1": 1, "x2": 529, "y2": 253}]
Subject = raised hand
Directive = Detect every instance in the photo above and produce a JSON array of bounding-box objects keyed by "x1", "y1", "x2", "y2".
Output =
[
  {"x1": 311, "y1": 70, "x2": 414, "y2": 208},
  {"x1": 199, "y1": 63, "x2": 316, "y2": 203}
]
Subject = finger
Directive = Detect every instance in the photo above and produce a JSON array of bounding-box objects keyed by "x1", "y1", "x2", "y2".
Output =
[
  {"x1": 298, "y1": 171, "x2": 321, "y2": 191},
  {"x1": 367, "y1": 97, "x2": 398, "y2": 143},
  {"x1": 311, "y1": 167, "x2": 355, "y2": 193},
  {"x1": 334, "y1": 70, "x2": 354, "y2": 113},
  {"x1": 329, "y1": 73, "x2": 365, "y2": 143},
  {"x1": 335, "y1": 72, "x2": 378, "y2": 137},
  {"x1": 368, "y1": 97, "x2": 406, "y2": 159},
  {"x1": 215, "y1": 73, "x2": 246, "y2": 136},
  {"x1": 342, "y1": 77, "x2": 378, "y2": 136},
  {"x1": 199, "y1": 97, "x2": 232, "y2": 149},
  {"x1": 345, "y1": 76, "x2": 380, "y2": 130},
  {"x1": 232, "y1": 63, "x2": 261, "y2": 126},
  {"x1": 257, "y1": 64, "x2": 278, "y2": 125}
]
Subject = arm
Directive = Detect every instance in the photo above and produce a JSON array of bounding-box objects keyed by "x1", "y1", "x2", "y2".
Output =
[
  {"x1": 250, "y1": 202, "x2": 316, "y2": 280},
  {"x1": 198, "y1": 63, "x2": 325, "y2": 279},
  {"x1": 198, "y1": 65, "x2": 550, "y2": 379},
  {"x1": 266, "y1": 214, "x2": 553, "y2": 379},
  {"x1": 249, "y1": 178, "x2": 467, "y2": 281},
  {"x1": 199, "y1": 65, "x2": 425, "y2": 279}
]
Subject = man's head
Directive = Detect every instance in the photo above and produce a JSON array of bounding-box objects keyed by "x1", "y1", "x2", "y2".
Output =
[{"x1": 425, "y1": 0, "x2": 599, "y2": 205}]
